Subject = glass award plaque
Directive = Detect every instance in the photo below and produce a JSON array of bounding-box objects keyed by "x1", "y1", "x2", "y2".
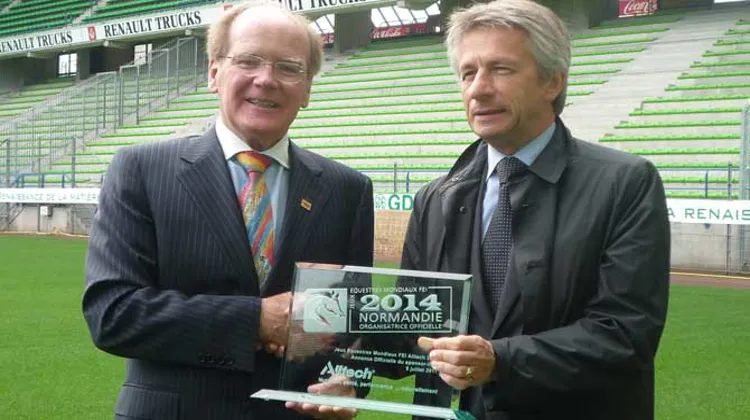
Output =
[{"x1": 251, "y1": 264, "x2": 474, "y2": 419}]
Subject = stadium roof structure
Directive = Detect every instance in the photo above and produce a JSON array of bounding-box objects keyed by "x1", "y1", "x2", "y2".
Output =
[{"x1": 0, "y1": 0, "x2": 430, "y2": 60}]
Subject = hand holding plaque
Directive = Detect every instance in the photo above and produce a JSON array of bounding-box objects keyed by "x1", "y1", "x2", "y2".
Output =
[
  {"x1": 259, "y1": 291, "x2": 292, "y2": 353},
  {"x1": 419, "y1": 336, "x2": 497, "y2": 390},
  {"x1": 252, "y1": 264, "x2": 475, "y2": 419},
  {"x1": 286, "y1": 374, "x2": 358, "y2": 419}
]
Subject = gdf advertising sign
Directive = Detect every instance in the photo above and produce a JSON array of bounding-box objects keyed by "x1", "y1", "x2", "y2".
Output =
[
  {"x1": 374, "y1": 194, "x2": 415, "y2": 211},
  {"x1": 373, "y1": 194, "x2": 750, "y2": 226}
]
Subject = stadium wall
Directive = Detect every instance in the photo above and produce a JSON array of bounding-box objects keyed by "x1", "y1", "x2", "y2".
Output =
[
  {"x1": 375, "y1": 210, "x2": 410, "y2": 263},
  {"x1": 8, "y1": 203, "x2": 750, "y2": 274},
  {"x1": 13, "y1": 205, "x2": 72, "y2": 234},
  {"x1": 375, "y1": 212, "x2": 750, "y2": 274},
  {"x1": 0, "y1": 57, "x2": 58, "y2": 91},
  {"x1": 332, "y1": 10, "x2": 372, "y2": 53}
]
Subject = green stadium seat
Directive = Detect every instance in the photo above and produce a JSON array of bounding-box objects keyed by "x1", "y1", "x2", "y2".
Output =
[{"x1": 83, "y1": 0, "x2": 218, "y2": 23}]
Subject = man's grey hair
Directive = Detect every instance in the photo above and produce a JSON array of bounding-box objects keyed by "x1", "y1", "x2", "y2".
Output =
[
  {"x1": 207, "y1": 1, "x2": 322, "y2": 80},
  {"x1": 445, "y1": 0, "x2": 571, "y2": 115}
]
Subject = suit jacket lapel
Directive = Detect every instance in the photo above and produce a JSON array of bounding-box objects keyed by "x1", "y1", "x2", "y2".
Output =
[
  {"x1": 266, "y1": 143, "x2": 329, "y2": 295},
  {"x1": 177, "y1": 129, "x2": 259, "y2": 296},
  {"x1": 438, "y1": 141, "x2": 494, "y2": 331},
  {"x1": 490, "y1": 122, "x2": 569, "y2": 336},
  {"x1": 469, "y1": 186, "x2": 495, "y2": 335}
]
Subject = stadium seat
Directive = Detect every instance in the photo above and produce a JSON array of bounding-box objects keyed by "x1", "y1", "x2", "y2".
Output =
[
  {"x1": 0, "y1": 0, "x2": 92, "y2": 36},
  {"x1": 83, "y1": 0, "x2": 218, "y2": 23}
]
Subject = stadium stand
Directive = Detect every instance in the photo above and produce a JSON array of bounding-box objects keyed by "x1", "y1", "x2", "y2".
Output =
[
  {"x1": 0, "y1": 0, "x2": 93, "y2": 36},
  {"x1": 3, "y1": 2, "x2": 750, "y2": 202},
  {"x1": 0, "y1": 78, "x2": 76, "y2": 122},
  {"x1": 1, "y1": 37, "x2": 207, "y2": 189},
  {"x1": 600, "y1": 17, "x2": 750, "y2": 199},
  {"x1": 295, "y1": 15, "x2": 679, "y2": 192},
  {"x1": 65, "y1": 16, "x2": 674, "y2": 194},
  {"x1": 0, "y1": 10, "x2": 688, "y2": 195},
  {"x1": 83, "y1": 0, "x2": 220, "y2": 23}
]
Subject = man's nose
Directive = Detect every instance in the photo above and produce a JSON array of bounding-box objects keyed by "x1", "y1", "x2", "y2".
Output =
[
  {"x1": 253, "y1": 64, "x2": 277, "y2": 86},
  {"x1": 467, "y1": 70, "x2": 493, "y2": 99}
]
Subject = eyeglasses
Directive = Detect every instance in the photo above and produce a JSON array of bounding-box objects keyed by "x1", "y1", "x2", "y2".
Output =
[{"x1": 221, "y1": 53, "x2": 307, "y2": 84}]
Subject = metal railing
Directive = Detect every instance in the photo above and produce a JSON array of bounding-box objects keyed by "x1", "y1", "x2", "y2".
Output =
[
  {"x1": 660, "y1": 165, "x2": 740, "y2": 199},
  {"x1": 0, "y1": 36, "x2": 208, "y2": 189},
  {"x1": 0, "y1": 90, "x2": 14, "y2": 101},
  {"x1": 740, "y1": 102, "x2": 750, "y2": 200},
  {"x1": 0, "y1": 71, "x2": 118, "y2": 186},
  {"x1": 118, "y1": 37, "x2": 207, "y2": 126},
  {"x1": 366, "y1": 164, "x2": 745, "y2": 197},
  {"x1": 0, "y1": 137, "x2": 9, "y2": 229}
]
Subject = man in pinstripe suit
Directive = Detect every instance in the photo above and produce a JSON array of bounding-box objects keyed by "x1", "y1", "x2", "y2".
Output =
[{"x1": 83, "y1": 4, "x2": 372, "y2": 419}]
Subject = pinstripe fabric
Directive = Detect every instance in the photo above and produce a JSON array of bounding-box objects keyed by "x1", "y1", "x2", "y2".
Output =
[{"x1": 83, "y1": 129, "x2": 374, "y2": 419}]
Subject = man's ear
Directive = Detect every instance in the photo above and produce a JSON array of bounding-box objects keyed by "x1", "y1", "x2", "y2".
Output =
[
  {"x1": 301, "y1": 80, "x2": 312, "y2": 108},
  {"x1": 544, "y1": 72, "x2": 565, "y2": 102},
  {"x1": 207, "y1": 59, "x2": 220, "y2": 93}
]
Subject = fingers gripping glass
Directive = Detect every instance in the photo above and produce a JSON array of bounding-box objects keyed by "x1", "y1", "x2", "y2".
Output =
[{"x1": 222, "y1": 54, "x2": 307, "y2": 83}]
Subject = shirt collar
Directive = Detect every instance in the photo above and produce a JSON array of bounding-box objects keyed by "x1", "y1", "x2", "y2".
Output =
[
  {"x1": 485, "y1": 122, "x2": 556, "y2": 181},
  {"x1": 215, "y1": 117, "x2": 290, "y2": 169}
]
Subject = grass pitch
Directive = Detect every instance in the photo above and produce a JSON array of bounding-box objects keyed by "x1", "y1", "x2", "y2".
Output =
[{"x1": 0, "y1": 235, "x2": 748, "y2": 419}]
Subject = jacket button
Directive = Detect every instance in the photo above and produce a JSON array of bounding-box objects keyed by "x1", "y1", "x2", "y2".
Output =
[
  {"x1": 459, "y1": 206, "x2": 467, "y2": 213},
  {"x1": 198, "y1": 353, "x2": 207, "y2": 363}
]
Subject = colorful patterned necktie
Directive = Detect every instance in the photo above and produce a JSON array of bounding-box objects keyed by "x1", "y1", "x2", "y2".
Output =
[{"x1": 235, "y1": 151, "x2": 275, "y2": 286}]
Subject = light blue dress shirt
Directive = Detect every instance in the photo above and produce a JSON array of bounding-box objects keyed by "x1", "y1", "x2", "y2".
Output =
[
  {"x1": 482, "y1": 123, "x2": 556, "y2": 237},
  {"x1": 215, "y1": 118, "x2": 289, "y2": 253}
]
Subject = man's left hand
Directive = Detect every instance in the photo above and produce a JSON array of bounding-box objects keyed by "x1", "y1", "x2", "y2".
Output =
[
  {"x1": 285, "y1": 375, "x2": 358, "y2": 419},
  {"x1": 418, "y1": 335, "x2": 496, "y2": 390}
]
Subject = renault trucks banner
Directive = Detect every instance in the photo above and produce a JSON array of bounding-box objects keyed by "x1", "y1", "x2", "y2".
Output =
[
  {"x1": 85, "y1": 5, "x2": 222, "y2": 41},
  {"x1": 279, "y1": 0, "x2": 394, "y2": 13},
  {"x1": 0, "y1": 28, "x2": 86, "y2": 55},
  {"x1": 0, "y1": 0, "x2": 398, "y2": 57}
]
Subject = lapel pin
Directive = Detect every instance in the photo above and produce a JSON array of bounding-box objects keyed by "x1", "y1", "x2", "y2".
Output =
[{"x1": 300, "y1": 198, "x2": 312, "y2": 211}]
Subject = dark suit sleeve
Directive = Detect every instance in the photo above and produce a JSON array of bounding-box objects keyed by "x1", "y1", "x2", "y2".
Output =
[
  {"x1": 347, "y1": 176, "x2": 375, "y2": 267},
  {"x1": 83, "y1": 147, "x2": 262, "y2": 373},
  {"x1": 491, "y1": 159, "x2": 670, "y2": 404}
]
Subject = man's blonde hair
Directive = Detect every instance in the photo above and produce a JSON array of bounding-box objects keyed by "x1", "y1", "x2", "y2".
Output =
[
  {"x1": 446, "y1": 0, "x2": 571, "y2": 115},
  {"x1": 206, "y1": 2, "x2": 323, "y2": 79}
]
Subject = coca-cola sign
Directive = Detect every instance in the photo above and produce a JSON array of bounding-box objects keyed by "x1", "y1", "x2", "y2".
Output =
[
  {"x1": 371, "y1": 23, "x2": 427, "y2": 40},
  {"x1": 321, "y1": 32, "x2": 334, "y2": 45},
  {"x1": 619, "y1": 0, "x2": 657, "y2": 17},
  {"x1": 371, "y1": 26, "x2": 407, "y2": 40},
  {"x1": 320, "y1": 23, "x2": 429, "y2": 45}
]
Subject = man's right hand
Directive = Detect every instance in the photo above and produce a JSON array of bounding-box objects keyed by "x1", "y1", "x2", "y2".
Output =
[{"x1": 259, "y1": 292, "x2": 292, "y2": 352}]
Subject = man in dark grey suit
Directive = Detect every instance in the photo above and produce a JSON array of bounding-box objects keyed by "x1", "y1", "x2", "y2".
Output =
[
  {"x1": 405, "y1": 1, "x2": 671, "y2": 419},
  {"x1": 83, "y1": 4, "x2": 370, "y2": 419}
]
